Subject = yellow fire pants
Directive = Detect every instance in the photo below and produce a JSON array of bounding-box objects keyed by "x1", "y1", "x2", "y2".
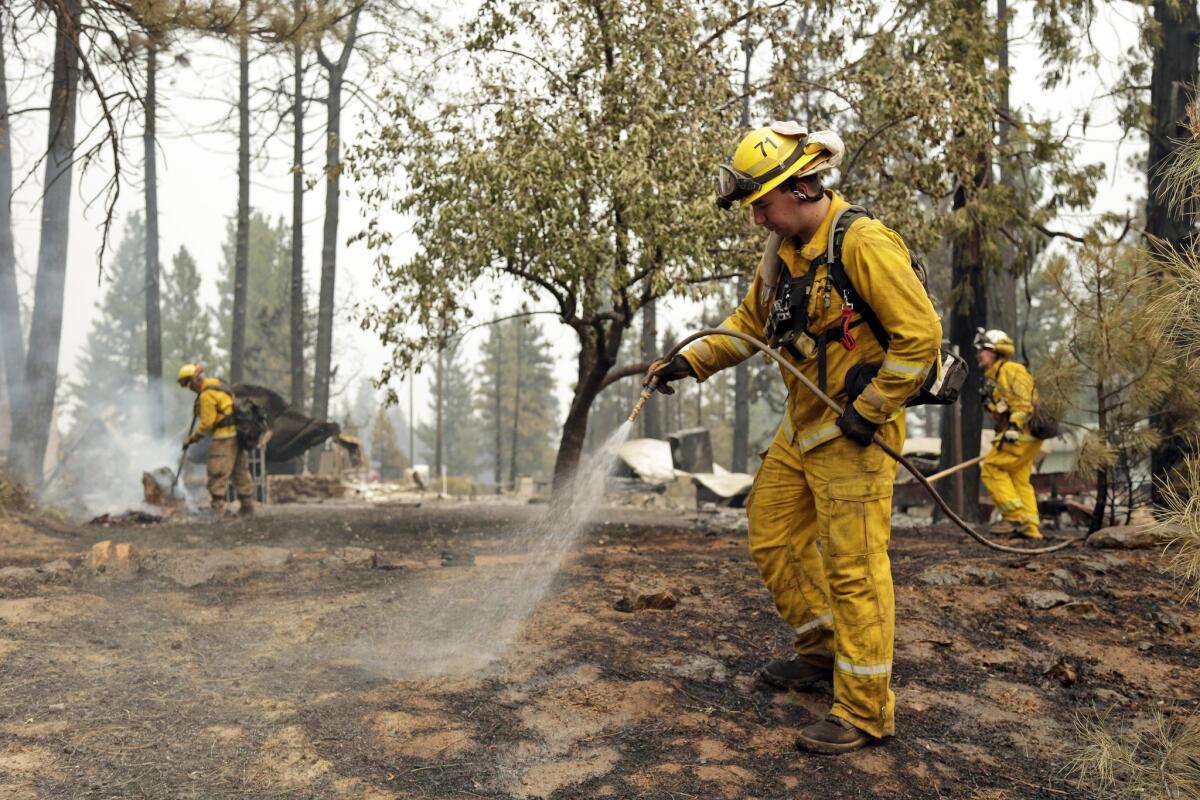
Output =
[
  {"x1": 745, "y1": 417, "x2": 903, "y2": 739},
  {"x1": 207, "y1": 437, "x2": 254, "y2": 508},
  {"x1": 980, "y1": 438, "x2": 1042, "y2": 536}
]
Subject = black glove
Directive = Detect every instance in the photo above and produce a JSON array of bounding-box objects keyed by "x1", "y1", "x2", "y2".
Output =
[
  {"x1": 644, "y1": 355, "x2": 694, "y2": 395},
  {"x1": 837, "y1": 403, "x2": 879, "y2": 447}
]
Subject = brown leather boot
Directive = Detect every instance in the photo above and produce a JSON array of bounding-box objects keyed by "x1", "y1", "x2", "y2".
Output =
[
  {"x1": 795, "y1": 715, "x2": 873, "y2": 755},
  {"x1": 237, "y1": 497, "x2": 256, "y2": 518},
  {"x1": 756, "y1": 654, "x2": 833, "y2": 692}
]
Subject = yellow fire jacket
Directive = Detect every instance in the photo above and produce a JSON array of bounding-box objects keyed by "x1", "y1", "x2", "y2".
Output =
[
  {"x1": 193, "y1": 378, "x2": 237, "y2": 441},
  {"x1": 681, "y1": 192, "x2": 942, "y2": 452},
  {"x1": 984, "y1": 358, "x2": 1036, "y2": 432}
]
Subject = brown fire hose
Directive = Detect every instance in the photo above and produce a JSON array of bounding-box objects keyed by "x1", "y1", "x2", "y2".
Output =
[{"x1": 633, "y1": 327, "x2": 1084, "y2": 555}]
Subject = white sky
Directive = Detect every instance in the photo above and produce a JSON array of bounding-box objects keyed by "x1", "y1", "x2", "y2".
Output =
[{"x1": 5, "y1": 2, "x2": 1144, "y2": 438}]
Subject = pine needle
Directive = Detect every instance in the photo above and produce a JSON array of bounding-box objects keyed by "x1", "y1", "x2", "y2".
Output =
[
  {"x1": 1067, "y1": 706, "x2": 1200, "y2": 799},
  {"x1": 1151, "y1": 454, "x2": 1200, "y2": 604}
]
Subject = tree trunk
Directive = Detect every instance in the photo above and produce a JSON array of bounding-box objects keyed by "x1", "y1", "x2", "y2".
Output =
[
  {"x1": 493, "y1": 325, "x2": 503, "y2": 485},
  {"x1": 1147, "y1": 0, "x2": 1199, "y2": 497},
  {"x1": 230, "y1": 0, "x2": 250, "y2": 384},
  {"x1": 0, "y1": 25, "x2": 24, "y2": 409},
  {"x1": 1090, "y1": 382, "x2": 1109, "y2": 533},
  {"x1": 289, "y1": 0, "x2": 305, "y2": 411},
  {"x1": 988, "y1": 0, "x2": 1018, "y2": 343},
  {"x1": 435, "y1": 340, "x2": 444, "y2": 478},
  {"x1": 938, "y1": 161, "x2": 990, "y2": 520},
  {"x1": 1146, "y1": 0, "x2": 1199, "y2": 248},
  {"x1": 509, "y1": 323, "x2": 522, "y2": 486},
  {"x1": 10, "y1": 0, "x2": 81, "y2": 483},
  {"x1": 639, "y1": 297, "x2": 661, "y2": 438},
  {"x1": 143, "y1": 41, "x2": 163, "y2": 435},
  {"x1": 311, "y1": 6, "x2": 361, "y2": 449},
  {"x1": 732, "y1": 0, "x2": 753, "y2": 472},
  {"x1": 732, "y1": 275, "x2": 750, "y2": 471},
  {"x1": 551, "y1": 321, "x2": 624, "y2": 493}
]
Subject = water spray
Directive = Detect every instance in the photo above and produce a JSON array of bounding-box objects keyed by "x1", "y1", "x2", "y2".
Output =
[{"x1": 637, "y1": 327, "x2": 1084, "y2": 555}]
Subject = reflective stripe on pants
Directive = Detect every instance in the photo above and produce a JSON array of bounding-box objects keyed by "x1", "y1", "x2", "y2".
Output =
[{"x1": 745, "y1": 417, "x2": 903, "y2": 738}]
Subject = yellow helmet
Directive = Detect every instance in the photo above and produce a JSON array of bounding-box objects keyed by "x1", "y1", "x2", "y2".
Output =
[
  {"x1": 177, "y1": 363, "x2": 202, "y2": 386},
  {"x1": 716, "y1": 122, "x2": 844, "y2": 208},
  {"x1": 973, "y1": 328, "x2": 1015, "y2": 357}
]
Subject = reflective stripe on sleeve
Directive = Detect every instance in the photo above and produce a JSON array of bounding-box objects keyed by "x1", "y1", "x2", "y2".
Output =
[
  {"x1": 836, "y1": 657, "x2": 892, "y2": 677},
  {"x1": 794, "y1": 613, "x2": 833, "y2": 636},
  {"x1": 880, "y1": 356, "x2": 929, "y2": 378}
]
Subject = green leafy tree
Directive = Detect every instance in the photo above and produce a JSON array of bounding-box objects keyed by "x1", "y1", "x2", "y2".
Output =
[
  {"x1": 352, "y1": 0, "x2": 743, "y2": 492},
  {"x1": 370, "y1": 404, "x2": 410, "y2": 479}
]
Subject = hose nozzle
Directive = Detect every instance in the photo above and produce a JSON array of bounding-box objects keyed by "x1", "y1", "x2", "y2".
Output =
[{"x1": 627, "y1": 377, "x2": 658, "y2": 423}]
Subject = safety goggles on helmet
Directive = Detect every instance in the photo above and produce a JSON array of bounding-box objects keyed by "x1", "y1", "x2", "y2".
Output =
[{"x1": 715, "y1": 142, "x2": 809, "y2": 210}]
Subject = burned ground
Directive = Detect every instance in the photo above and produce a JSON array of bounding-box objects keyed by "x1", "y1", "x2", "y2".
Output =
[{"x1": 0, "y1": 503, "x2": 1196, "y2": 799}]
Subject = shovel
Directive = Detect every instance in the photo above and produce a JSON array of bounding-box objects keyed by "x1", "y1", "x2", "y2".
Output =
[{"x1": 170, "y1": 416, "x2": 198, "y2": 498}]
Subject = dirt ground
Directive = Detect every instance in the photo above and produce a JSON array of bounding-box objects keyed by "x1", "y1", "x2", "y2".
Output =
[{"x1": 0, "y1": 499, "x2": 1197, "y2": 800}]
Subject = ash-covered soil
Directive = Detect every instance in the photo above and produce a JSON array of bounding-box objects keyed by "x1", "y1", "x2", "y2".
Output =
[{"x1": 0, "y1": 502, "x2": 1196, "y2": 799}]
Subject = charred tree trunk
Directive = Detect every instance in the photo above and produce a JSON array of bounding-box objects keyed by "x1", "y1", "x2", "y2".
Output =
[
  {"x1": 289, "y1": 0, "x2": 306, "y2": 411},
  {"x1": 938, "y1": 160, "x2": 990, "y2": 520},
  {"x1": 11, "y1": 0, "x2": 81, "y2": 483},
  {"x1": 639, "y1": 297, "x2": 661, "y2": 439},
  {"x1": 0, "y1": 26, "x2": 23, "y2": 408},
  {"x1": 1147, "y1": 0, "x2": 1200, "y2": 498},
  {"x1": 310, "y1": 5, "x2": 361, "y2": 452},
  {"x1": 143, "y1": 41, "x2": 163, "y2": 435},
  {"x1": 230, "y1": 0, "x2": 250, "y2": 384},
  {"x1": 551, "y1": 319, "x2": 626, "y2": 493},
  {"x1": 1091, "y1": 380, "x2": 1109, "y2": 533}
]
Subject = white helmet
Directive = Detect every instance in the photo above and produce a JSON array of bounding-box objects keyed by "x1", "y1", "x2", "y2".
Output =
[{"x1": 973, "y1": 328, "x2": 1014, "y2": 357}]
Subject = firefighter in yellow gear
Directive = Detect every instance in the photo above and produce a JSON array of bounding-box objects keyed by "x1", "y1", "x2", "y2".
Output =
[
  {"x1": 974, "y1": 329, "x2": 1043, "y2": 539},
  {"x1": 176, "y1": 363, "x2": 255, "y2": 516},
  {"x1": 647, "y1": 122, "x2": 942, "y2": 755}
]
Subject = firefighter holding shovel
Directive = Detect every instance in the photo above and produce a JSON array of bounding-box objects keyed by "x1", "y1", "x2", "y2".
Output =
[{"x1": 176, "y1": 363, "x2": 256, "y2": 517}]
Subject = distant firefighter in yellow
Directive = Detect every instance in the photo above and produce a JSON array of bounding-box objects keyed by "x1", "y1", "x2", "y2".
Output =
[
  {"x1": 177, "y1": 363, "x2": 255, "y2": 516},
  {"x1": 975, "y1": 329, "x2": 1043, "y2": 539}
]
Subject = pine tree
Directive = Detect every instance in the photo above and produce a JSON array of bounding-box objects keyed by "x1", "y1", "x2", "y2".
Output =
[
  {"x1": 475, "y1": 318, "x2": 560, "y2": 485},
  {"x1": 67, "y1": 214, "x2": 147, "y2": 432},
  {"x1": 418, "y1": 342, "x2": 479, "y2": 477},
  {"x1": 216, "y1": 211, "x2": 299, "y2": 391},
  {"x1": 370, "y1": 404, "x2": 410, "y2": 479},
  {"x1": 162, "y1": 246, "x2": 216, "y2": 373}
]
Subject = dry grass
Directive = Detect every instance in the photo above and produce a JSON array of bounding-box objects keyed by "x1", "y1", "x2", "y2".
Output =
[
  {"x1": 1067, "y1": 706, "x2": 1200, "y2": 799},
  {"x1": 1149, "y1": 454, "x2": 1200, "y2": 604}
]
